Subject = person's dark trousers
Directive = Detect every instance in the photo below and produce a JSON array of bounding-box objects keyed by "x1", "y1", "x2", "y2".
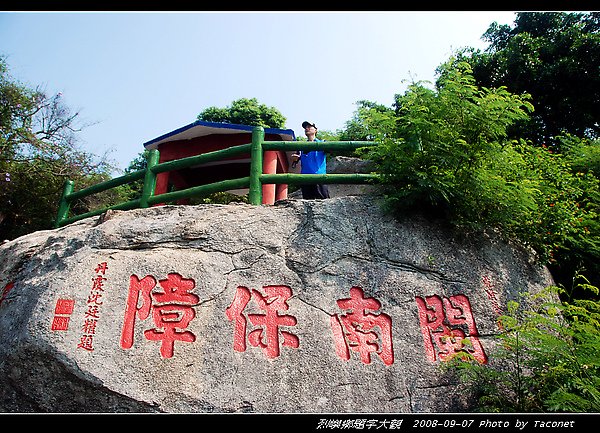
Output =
[{"x1": 301, "y1": 184, "x2": 330, "y2": 199}]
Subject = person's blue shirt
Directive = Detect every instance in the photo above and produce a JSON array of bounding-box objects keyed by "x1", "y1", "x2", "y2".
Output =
[{"x1": 300, "y1": 138, "x2": 327, "y2": 174}]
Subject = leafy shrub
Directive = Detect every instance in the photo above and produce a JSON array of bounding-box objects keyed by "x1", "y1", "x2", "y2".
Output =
[
  {"x1": 359, "y1": 59, "x2": 600, "y2": 289},
  {"x1": 446, "y1": 279, "x2": 600, "y2": 412}
]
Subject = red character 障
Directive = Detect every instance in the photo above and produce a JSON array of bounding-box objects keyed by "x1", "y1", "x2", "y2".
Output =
[{"x1": 120, "y1": 273, "x2": 199, "y2": 358}]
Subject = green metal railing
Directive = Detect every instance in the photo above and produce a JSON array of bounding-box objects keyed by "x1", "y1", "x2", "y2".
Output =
[{"x1": 55, "y1": 126, "x2": 378, "y2": 228}]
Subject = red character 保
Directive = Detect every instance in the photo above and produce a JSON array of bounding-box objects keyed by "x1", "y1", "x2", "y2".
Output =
[{"x1": 225, "y1": 285, "x2": 299, "y2": 359}]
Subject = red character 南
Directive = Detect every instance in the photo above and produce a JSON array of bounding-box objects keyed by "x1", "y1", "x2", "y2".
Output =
[
  {"x1": 225, "y1": 285, "x2": 299, "y2": 359},
  {"x1": 120, "y1": 273, "x2": 199, "y2": 358},
  {"x1": 415, "y1": 294, "x2": 487, "y2": 364},
  {"x1": 330, "y1": 286, "x2": 394, "y2": 366}
]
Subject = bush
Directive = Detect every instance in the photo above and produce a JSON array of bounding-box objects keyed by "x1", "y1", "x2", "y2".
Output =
[
  {"x1": 445, "y1": 279, "x2": 600, "y2": 412},
  {"x1": 359, "y1": 59, "x2": 600, "y2": 291}
]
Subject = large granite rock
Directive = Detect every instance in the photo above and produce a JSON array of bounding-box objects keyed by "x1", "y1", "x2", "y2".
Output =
[{"x1": 0, "y1": 196, "x2": 553, "y2": 413}]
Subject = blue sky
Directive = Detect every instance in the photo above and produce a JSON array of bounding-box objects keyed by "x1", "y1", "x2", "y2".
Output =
[{"x1": 0, "y1": 11, "x2": 517, "y2": 173}]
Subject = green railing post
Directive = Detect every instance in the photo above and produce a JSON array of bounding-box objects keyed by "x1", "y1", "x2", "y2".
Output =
[
  {"x1": 248, "y1": 126, "x2": 264, "y2": 205},
  {"x1": 55, "y1": 179, "x2": 74, "y2": 228},
  {"x1": 139, "y1": 149, "x2": 160, "y2": 208},
  {"x1": 54, "y1": 136, "x2": 378, "y2": 226}
]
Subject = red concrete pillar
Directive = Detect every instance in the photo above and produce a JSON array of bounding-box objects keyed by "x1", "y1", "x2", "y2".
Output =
[
  {"x1": 275, "y1": 183, "x2": 288, "y2": 202},
  {"x1": 154, "y1": 145, "x2": 170, "y2": 204},
  {"x1": 262, "y1": 150, "x2": 277, "y2": 205},
  {"x1": 153, "y1": 172, "x2": 170, "y2": 206},
  {"x1": 275, "y1": 150, "x2": 289, "y2": 202}
]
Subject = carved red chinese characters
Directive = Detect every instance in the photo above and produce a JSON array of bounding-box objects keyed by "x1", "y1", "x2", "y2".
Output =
[
  {"x1": 77, "y1": 262, "x2": 109, "y2": 351},
  {"x1": 226, "y1": 285, "x2": 299, "y2": 359},
  {"x1": 482, "y1": 275, "x2": 503, "y2": 316},
  {"x1": 120, "y1": 273, "x2": 199, "y2": 358},
  {"x1": 415, "y1": 294, "x2": 487, "y2": 364},
  {"x1": 38, "y1": 263, "x2": 493, "y2": 366},
  {"x1": 0, "y1": 281, "x2": 14, "y2": 307},
  {"x1": 51, "y1": 298, "x2": 75, "y2": 331},
  {"x1": 330, "y1": 286, "x2": 394, "y2": 366}
]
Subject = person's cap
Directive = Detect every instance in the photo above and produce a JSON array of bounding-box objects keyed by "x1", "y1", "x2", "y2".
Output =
[{"x1": 302, "y1": 121, "x2": 316, "y2": 129}]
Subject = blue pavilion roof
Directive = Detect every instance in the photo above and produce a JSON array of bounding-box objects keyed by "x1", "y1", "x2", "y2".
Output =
[{"x1": 144, "y1": 120, "x2": 296, "y2": 150}]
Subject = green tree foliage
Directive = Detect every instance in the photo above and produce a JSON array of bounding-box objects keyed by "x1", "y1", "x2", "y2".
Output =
[
  {"x1": 339, "y1": 100, "x2": 394, "y2": 141},
  {"x1": 197, "y1": 97, "x2": 286, "y2": 128},
  {"x1": 357, "y1": 60, "x2": 600, "y2": 290},
  {"x1": 360, "y1": 60, "x2": 536, "y2": 221},
  {"x1": 116, "y1": 149, "x2": 150, "y2": 202},
  {"x1": 0, "y1": 56, "x2": 118, "y2": 240},
  {"x1": 446, "y1": 280, "x2": 600, "y2": 412},
  {"x1": 295, "y1": 128, "x2": 339, "y2": 142},
  {"x1": 546, "y1": 135, "x2": 600, "y2": 291},
  {"x1": 462, "y1": 12, "x2": 600, "y2": 146},
  {"x1": 562, "y1": 133, "x2": 600, "y2": 179}
]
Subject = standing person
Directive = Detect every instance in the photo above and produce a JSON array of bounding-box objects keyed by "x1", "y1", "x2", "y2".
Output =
[{"x1": 291, "y1": 121, "x2": 330, "y2": 199}]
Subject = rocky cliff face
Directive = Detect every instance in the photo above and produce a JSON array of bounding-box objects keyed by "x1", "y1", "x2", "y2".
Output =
[{"x1": 0, "y1": 195, "x2": 553, "y2": 413}]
